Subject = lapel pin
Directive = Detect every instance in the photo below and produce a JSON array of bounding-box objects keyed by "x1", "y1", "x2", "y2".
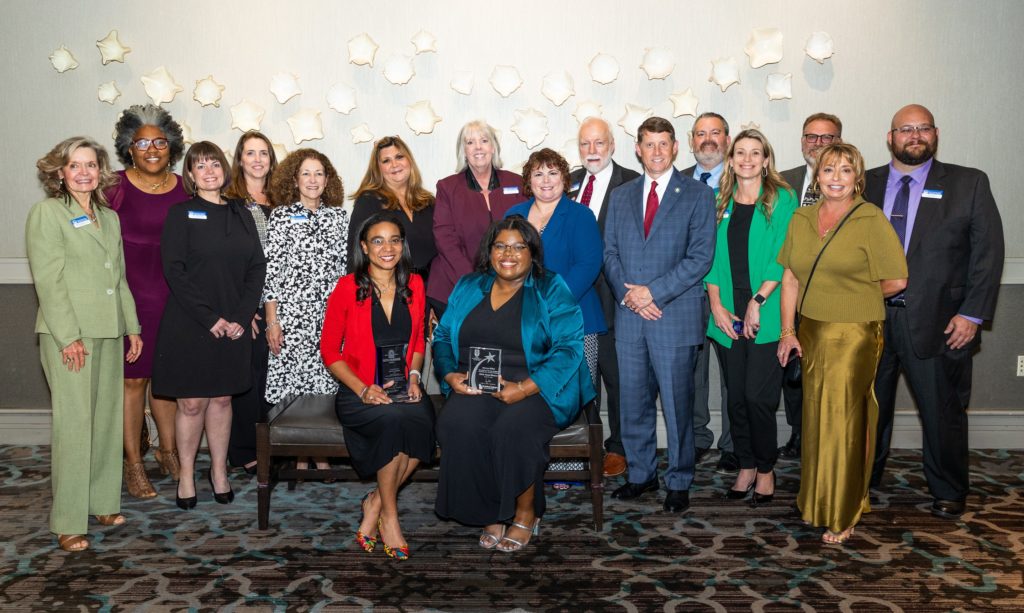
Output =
[{"x1": 674, "y1": 187, "x2": 680, "y2": 193}]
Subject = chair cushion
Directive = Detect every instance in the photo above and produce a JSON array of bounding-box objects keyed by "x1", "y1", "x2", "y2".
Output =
[
  {"x1": 550, "y1": 412, "x2": 589, "y2": 447},
  {"x1": 267, "y1": 394, "x2": 346, "y2": 446}
]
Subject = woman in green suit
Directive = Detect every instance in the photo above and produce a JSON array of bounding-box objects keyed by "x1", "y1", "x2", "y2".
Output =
[
  {"x1": 26, "y1": 137, "x2": 143, "y2": 552},
  {"x1": 704, "y1": 129, "x2": 796, "y2": 506}
]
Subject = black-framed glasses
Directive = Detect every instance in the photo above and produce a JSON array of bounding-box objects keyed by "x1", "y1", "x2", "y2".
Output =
[
  {"x1": 891, "y1": 124, "x2": 935, "y2": 137},
  {"x1": 133, "y1": 138, "x2": 169, "y2": 150},
  {"x1": 492, "y1": 242, "x2": 528, "y2": 253},
  {"x1": 802, "y1": 133, "x2": 838, "y2": 144},
  {"x1": 367, "y1": 237, "x2": 404, "y2": 247}
]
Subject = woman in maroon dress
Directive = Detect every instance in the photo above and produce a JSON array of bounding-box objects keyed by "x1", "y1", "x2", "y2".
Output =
[{"x1": 108, "y1": 104, "x2": 188, "y2": 498}]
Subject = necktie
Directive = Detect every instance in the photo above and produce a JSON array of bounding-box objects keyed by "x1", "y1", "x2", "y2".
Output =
[
  {"x1": 699, "y1": 172, "x2": 712, "y2": 185},
  {"x1": 890, "y1": 175, "x2": 912, "y2": 245},
  {"x1": 801, "y1": 185, "x2": 820, "y2": 207},
  {"x1": 580, "y1": 174, "x2": 596, "y2": 207},
  {"x1": 643, "y1": 181, "x2": 659, "y2": 237}
]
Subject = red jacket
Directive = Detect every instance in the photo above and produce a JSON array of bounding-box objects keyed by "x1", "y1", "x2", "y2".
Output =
[{"x1": 320, "y1": 273, "x2": 426, "y2": 387}]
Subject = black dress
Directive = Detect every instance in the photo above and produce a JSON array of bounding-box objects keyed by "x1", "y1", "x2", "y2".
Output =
[
  {"x1": 347, "y1": 192, "x2": 437, "y2": 282},
  {"x1": 334, "y1": 292, "x2": 436, "y2": 479},
  {"x1": 152, "y1": 197, "x2": 266, "y2": 397},
  {"x1": 435, "y1": 288, "x2": 560, "y2": 526}
]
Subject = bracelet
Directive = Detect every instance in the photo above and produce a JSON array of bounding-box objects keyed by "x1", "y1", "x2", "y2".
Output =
[
  {"x1": 266, "y1": 320, "x2": 280, "y2": 328},
  {"x1": 779, "y1": 327, "x2": 796, "y2": 338},
  {"x1": 358, "y1": 385, "x2": 369, "y2": 399},
  {"x1": 408, "y1": 369, "x2": 421, "y2": 380}
]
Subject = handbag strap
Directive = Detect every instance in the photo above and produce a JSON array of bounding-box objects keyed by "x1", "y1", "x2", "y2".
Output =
[{"x1": 799, "y1": 203, "x2": 865, "y2": 311}]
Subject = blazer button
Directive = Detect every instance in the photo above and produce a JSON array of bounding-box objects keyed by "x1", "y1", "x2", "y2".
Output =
[
  {"x1": 105, "y1": 262, "x2": 112, "y2": 269},
  {"x1": 107, "y1": 289, "x2": 114, "y2": 295}
]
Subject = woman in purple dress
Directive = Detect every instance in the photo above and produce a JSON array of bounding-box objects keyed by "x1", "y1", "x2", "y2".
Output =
[{"x1": 108, "y1": 104, "x2": 188, "y2": 498}]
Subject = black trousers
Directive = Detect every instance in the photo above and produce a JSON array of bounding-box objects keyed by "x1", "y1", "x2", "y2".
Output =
[
  {"x1": 871, "y1": 306, "x2": 972, "y2": 501},
  {"x1": 715, "y1": 338, "x2": 782, "y2": 472},
  {"x1": 228, "y1": 309, "x2": 270, "y2": 468},
  {"x1": 597, "y1": 329, "x2": 623, "y2": 455}
]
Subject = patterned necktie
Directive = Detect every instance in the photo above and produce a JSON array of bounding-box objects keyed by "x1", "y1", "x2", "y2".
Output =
[
  {"x1": 890, "y1": 175, "x2": 912, "y2": 246},
  {"x1": 801, "y1": 184, "x2": 820, "y2": 207},
  {"x1": 643, "y1": 181, "x2": 659, "y2": 238},
  {"x1": 580, "y1": 174, "x2": 596, "y2": 207},
  {"x1": 699, "y1": 172, "x2": 712, "y2": 185}
]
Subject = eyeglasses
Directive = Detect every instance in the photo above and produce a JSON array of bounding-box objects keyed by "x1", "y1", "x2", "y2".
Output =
[
  {"x1": 492, "y1": 242, "x2": 528, "y2": 253},
  {"x1": 891, "y1": 124, "x2": 935, "y2": 137},
  {"x1": 133, "y1": 138, "x2": 169, "y2": 150},
  {"x1": 803, "y1": 133, "x2": 838, "y2": 144},
  {"x1": 367, "y1": 237, "x2": 404, "y2": 247}
]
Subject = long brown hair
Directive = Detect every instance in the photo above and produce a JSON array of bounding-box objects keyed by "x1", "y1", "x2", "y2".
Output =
[
  {"x1": 224, "y1": 131, "x2": 278, "y2": 202},
  {"x1": 350, "y1": 136, "x2": 433, "y2": 212},
  {"x1": 715, "y1": 129, "x2": 789, "y2": 224}
]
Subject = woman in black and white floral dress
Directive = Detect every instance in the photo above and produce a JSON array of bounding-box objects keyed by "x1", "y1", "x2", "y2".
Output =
[{"x1": 264, "y1": 149, "x2": 349, "y2": 472}]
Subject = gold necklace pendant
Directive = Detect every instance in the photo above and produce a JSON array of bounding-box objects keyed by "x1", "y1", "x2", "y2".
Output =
[{"x1": 134, "y1": 167, "x2": 170, "y2": 191}]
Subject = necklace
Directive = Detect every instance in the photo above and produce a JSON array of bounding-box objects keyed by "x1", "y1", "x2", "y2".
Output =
[
  {"x1": 817, "y1": 207, "x2": 848, "y2": 238},
  {"x1": 133, "y1": 167, "x2": 171, "y2": 191},
  {"x1": 372, "y1": 278, "x2": 396, "y2": 295}
]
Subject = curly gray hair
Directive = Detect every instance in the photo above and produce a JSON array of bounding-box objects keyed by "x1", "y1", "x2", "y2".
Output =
[{"x1": 112, "y1": 104, "x2": 185, "y2": 169}]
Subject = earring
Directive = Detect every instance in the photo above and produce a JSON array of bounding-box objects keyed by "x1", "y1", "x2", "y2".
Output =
[
  {"x1": 762, "y1": 167, "x2": 768, "y2": 178},
  {"x1": 59, "y1": 177, "x2": 65, "y2": 192}
]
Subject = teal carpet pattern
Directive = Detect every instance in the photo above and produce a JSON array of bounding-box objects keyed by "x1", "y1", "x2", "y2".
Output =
[{"x1": 1, "y1": 446, "x2": 1022, "y2": 611}]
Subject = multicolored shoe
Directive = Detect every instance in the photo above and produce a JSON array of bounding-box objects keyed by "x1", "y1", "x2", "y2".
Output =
[{"x1": 378, "y1": 518, "x2": 410, "y2": 560}]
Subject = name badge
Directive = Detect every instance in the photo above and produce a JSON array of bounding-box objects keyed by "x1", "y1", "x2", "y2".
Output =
[
  {"x1": 187, "y1": 210, "x2": 207, "y2": 220},
  {"x1": 70, "y1": 215, "x2": 91, "y2": 228},
  {"x1": 289, "y1": 214, "x2": 309, "y2": 223},
  {"x1": 922, "y1": 189, "x2": 943, "y2": 199},
  {"x1": 570, "y1": 182, "x2": 581, "y2": 193},
  {"x1": 502, "y1": 186, "x2": 519, "y2": 195}
]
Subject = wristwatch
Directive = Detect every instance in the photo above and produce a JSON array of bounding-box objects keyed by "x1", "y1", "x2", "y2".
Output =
[{"x1": 753, "y1": 293, "x2": 766, "y2": 305}]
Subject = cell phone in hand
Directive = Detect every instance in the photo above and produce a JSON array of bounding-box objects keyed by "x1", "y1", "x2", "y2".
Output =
[{"x1": 732, "y1": 320, "x2": 744, "y2": 335}]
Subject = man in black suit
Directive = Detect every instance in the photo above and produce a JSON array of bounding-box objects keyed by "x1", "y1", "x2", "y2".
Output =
[
  {"x1": 777, "y1": 113, "x2": 843, "y2": 458},
  {"x1": 867, "y1": 104, "x2": 1004, "y2": 520},
  {"x1": 568, "y1": 117, "x2": 640, "y2": 478},
  {"x1": 680, "y1": 112, "x2": 736, "y2": 473}
]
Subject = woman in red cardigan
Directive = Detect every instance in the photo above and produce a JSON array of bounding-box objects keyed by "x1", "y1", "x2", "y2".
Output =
[{"x1": 320, "y1": 211, "x2": 435, "y2": 560}]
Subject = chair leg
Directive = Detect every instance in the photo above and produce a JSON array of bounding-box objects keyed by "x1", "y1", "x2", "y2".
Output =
[
  {"x1": 588, "y1": 422, "x2": 605, "y2": 531},
  {"x1": 256, "y1": 423, "x2": 271, "y2": 530}
]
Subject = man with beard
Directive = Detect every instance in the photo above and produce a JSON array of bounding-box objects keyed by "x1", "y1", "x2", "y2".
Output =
[
  {"x1": 777, "y1": 113, "x2": 844, "y2": 459},
  {"x1": 866, "y1": 104, "x2": 1004, "y2": 520},
  {"x1": 568, "y1": 117, "x2": 640, "y2": 477},
  {"x1": 681, "y1": 112, "x2": 737, "y2": 473}
]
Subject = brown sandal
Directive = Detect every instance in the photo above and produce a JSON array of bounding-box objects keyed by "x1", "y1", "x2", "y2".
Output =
[
  {"x1": 57, "y1": 534, "x2": 90, "y2": 552},
  {"x1": 94, "y1": 514, "x2": 126, "y2": 526},
  {"x1": 153, "y1": 448, "x2": 181, "y2": 481},
  {"x1": 123, "y1": 460, "x2": 157, "y2": 499}
]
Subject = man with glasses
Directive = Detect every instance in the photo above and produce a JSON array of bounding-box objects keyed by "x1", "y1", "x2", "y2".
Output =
[
  {"x1": 866, "y1": 104, "x2": 1004, "y2": 520},
  {"x1": 777, "y1": 113, "x2": 843, "y2": 460},
  {"x1": 681, "y1": 112, "x2": 737, "y2": 473}
]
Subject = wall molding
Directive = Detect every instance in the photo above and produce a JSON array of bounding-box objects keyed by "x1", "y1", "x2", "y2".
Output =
[{"x1": 4, "y1": 257, "x2": 1024, "y2": 285}]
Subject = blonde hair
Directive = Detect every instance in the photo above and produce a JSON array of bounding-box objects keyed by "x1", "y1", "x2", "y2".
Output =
[
  {"x1": 454, "y1": 120, "x2": 503, "y2": 172},
  {"x1": 813, "y1": 143, "x2": 866, "y2": 197},
  {"x1": 36, "y1": 136, "x2": 119, "y2": 208},
  {"x1": 715, "y1": 129, "x2": 788, "y2": 224}
]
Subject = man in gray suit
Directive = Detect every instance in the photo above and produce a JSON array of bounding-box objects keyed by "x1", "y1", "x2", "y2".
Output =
[
  {"x1": 680, "y1": 112, "x2": 736, "y2": 473},
  {"x1": 604, "y1": 117, "x2": 716, "y2": 512},
  {"x1": 777, "y1": 113, "x2": 843, "y2": 458},
  {"x1": 568, "y1": 117, "x2": 640, "y2": 478}
]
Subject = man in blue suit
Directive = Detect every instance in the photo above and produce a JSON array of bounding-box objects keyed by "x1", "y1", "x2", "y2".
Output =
[{"x1": 603, "y1": 117, "x2": 716, "y2": 512}]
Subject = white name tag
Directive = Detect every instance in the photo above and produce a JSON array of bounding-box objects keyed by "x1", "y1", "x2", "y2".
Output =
[
  {"x1": 70, "y1": 215, "x2": 91, "y2": 228},
  {"x1": 289, "y1": 214, "x2": 309, "y2": 223},
  {"x1": 922, "y1": 189, "x2": 943, "y2": 199},
  {"x1": 570, "y1": 182, "x2": 581, "y2": 193},
  {"x1": 502, "y1": 186, "x2": 519, "y2": 195},
  {"x1": 187, "y1": 210, "x2": 207, "y2": 220}
]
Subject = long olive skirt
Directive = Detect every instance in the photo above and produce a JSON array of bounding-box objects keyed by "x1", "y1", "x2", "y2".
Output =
[{"x1": 797, "y1": 317, "x2": 884, "y2": 533}]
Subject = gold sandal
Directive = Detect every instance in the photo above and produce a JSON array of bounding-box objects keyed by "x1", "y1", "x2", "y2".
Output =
[
  {"x1": 123, "y1": 460, "x2": 157, "y2": 499},
  {"x1": 822, "y1": 526, "x2": 855, "y2": 545},
  {"x1": 57, "y1": 534, "x2": 90, "y2": 552},
  {"x1": 153, "y1": 448, "x2": 181, "y2": 481}
]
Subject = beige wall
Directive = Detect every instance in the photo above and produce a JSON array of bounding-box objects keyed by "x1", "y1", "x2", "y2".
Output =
[{"x1": 1, "y1": 0, "x2": 1021, "y2": 262}]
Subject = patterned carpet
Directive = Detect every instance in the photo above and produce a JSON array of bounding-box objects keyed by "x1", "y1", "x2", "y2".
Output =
[{"x1": 0, "y1": 446, "x2": 1022, "y2": 612}]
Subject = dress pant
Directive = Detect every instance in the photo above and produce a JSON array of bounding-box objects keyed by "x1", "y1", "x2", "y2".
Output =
[
  {"x1": 716, "y1": 338, "x2": 782, "y2": 472},
  {"x1": 597, "y1": 330, "x2": 623, "y2": 455},
  {"x1": 618, "y1": 338, "x2": 698, "y2": 491},
  {"x1": 872, "y1": 306, "x2": 971, "y2": 501},
  {"x1": 40, "y1": 334, "x2": 123, "y2": 535},
  {"x1": 693, "y1": 296, "x2": 732, "y2": 452}
]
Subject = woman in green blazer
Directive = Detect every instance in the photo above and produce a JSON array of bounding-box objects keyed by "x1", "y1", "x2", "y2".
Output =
[
  {"x1": 26, "y1": 137, "x2": 143, "y2": 552},
  {"x1": 704, "y1": 129, "x2": 796, "y2": 507}
]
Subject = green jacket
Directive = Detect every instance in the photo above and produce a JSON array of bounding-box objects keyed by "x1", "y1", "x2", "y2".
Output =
[
  {"x1": 704, "y1": 188, "x2": 796, "y2": 347},
  {"x1": 26, "y1": 197, "x2": 140, "y2": 349}
]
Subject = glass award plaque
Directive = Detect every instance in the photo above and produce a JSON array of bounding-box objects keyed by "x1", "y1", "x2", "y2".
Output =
[
  {"x1": 468, "y1": 346, "x2": 502, "y2": 392},
  {"x1": 376, "y1": 343, "x2": 409, "y2": 401}
]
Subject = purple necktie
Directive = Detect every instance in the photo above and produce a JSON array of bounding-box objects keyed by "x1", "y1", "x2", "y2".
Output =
[{"x1": 890, "y1": 175, "x2": 912, "y2": 245}]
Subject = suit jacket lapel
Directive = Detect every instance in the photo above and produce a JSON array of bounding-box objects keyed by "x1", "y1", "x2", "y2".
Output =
[
  {"x1": 626, "y1": 179, "x2": 646, "y2": 240},
  {"x1": 645, "y1": 170, "x2": 683, "y2": 241},
  {"x1": 598, "y1": 163, "x2": 623, "y2": 231},
  {"x1": 906, "y1": 160, "x2": 947, "y2": 260}
]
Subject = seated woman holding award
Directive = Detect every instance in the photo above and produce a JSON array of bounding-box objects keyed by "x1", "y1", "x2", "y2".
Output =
[
  {"x1": 433, "y1": 216, "x2": 596, "y2": 553},
  {"x1": 320, "y1": 211, "x2": 435, "y2": 561}
]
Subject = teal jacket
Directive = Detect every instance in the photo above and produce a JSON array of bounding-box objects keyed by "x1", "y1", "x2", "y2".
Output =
[
  {"x1": 432, "y1": 269, "x2": 596, "y2": 428},
  {"x1": 704, "y1": 188, "x2": 796, "y2": 347},
  {"x1": 26, "y1": 197, "x2": 140, "y2": 349}
]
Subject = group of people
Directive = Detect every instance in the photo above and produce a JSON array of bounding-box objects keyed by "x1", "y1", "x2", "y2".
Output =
[{"x1": 27, "y1": 101, "x2": 1002, "y2": 556}]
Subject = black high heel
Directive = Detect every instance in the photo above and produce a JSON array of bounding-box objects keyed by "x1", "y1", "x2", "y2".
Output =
[
  {"x1": 750, "y1": 471, "x2": 776, "y2": 507},
  {"x1": 725, "y1": 481, "x2": 754, "y2": 500},
  {"x1": 176, "y1": 481, "x2": 197, "y2": 510},
  {"x1": 208, "y1": 470, "x2": 235, "y2": 505}
]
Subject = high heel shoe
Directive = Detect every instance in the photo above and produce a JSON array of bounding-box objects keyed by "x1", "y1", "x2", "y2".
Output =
[
  {"x1": 124, "y1": 460, "x2": 157, "y2": 499},
  {"x1": 154, "y1": 447, "x2": 181, "y2": 481},
  {"x1": 355, "y1": 490, "x2": 379, "y2": 553},
  {"x1": 750, "y1": 471, "x2": 776, "y2": 507},
  {"x1": 176, "y1": 481, "x2": 197, "y2": 510},
  {"x1": 378, "y1": 518, "x2": 409, "y2": 560},
  {"x1": 497, "y1": 518, "x2": 540, "y2": 553},
  {"x1": 207, "y1": 470, "x2": 234, "y2": 504},
  {"x1": 725, "y1": 481, "x2": 754, "y2": 500}
]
